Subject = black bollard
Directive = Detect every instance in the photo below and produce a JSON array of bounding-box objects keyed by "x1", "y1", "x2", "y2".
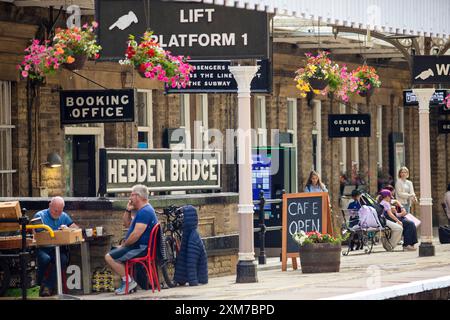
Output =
[{"x1": 258, "y1": 190, "x2": 267, "y2": 265}]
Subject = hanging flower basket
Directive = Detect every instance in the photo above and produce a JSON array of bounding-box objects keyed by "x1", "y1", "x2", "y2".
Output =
[
  {"x1": 353, "y1": 65, "x2": 381, "y2": 98},
  {"x1": 294, "y1": 51, "x2": 357, "y2": 103},
  {"x1": 18, "y1": 39, "x2": 65, "y2": 83},
  {"x1": 358, "y1": 86, "x2": 375, "y2": 97},
  {"x1": 120, "y1": 31, "x2": 193, "y2": 88},
  {"x1": 53, "y1": 21, "x2": 102, "y2": 71},
  {"x1": 308, "y1": 78, "x2": 328, "y2": 90},
  {"x1": 63, "y1": 53, "x2": 88, "y2": 71}
]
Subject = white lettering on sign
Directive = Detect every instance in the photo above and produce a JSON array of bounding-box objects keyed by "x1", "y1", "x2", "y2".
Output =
[
  {"x1": 340, "y1": 127, "x2": 360, "y2": 132},
  {"x1": 153, "y1": 33, "x2": 238, "y2": 48},
  {"x1": 288, "y1": 219, "x2": 321, "y2": 236},
  {"x1": 179, "y1": 8, "x2": 215, "y2": 23},
  {"x1": 436, "y1": 64, "x2": 450, "y2": 76},
  {"x1": 333, "y1": 119, "x2": 366, "y2": 125},
  {"x1": 137, "y1": 159, "x2": 147, "y2": 182},
  {"x1": 108, "y1": 159, "x2": 118, "y2": 183},
  {"x1": 108, "y1": 158, "x2": 218, "y2": 185},
  {"x1": 127, "y1": 159, "x2": 137, "y2": 183},
  {"x1": 288, "y1": 201, "x2": 319, "y2": 216},
  {"x1": 65, "y1": 95, "x2": 130, "y2": 107}
]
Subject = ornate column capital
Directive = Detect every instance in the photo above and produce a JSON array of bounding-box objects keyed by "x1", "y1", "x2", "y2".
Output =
[
  {"x1": 229, "y1": 65, "x2": 259, "y2": 98},
  {"x1": 412, "y1": 88, "x2": 435, "y2": 113}
]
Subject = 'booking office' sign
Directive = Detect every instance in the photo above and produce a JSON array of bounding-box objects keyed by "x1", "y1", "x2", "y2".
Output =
[{"x1": 60, "y1": 89, "x2": 135, "y2": 124}]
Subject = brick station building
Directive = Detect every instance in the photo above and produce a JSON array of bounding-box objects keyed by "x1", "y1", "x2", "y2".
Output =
[{"x1": 0, "y1": 2, "x2": 449, "y2": 278}]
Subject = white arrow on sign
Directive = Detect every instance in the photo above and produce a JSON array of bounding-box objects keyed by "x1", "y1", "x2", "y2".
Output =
[{"x1": 109, "y1": 11, "x2": 138, "y2": 31}]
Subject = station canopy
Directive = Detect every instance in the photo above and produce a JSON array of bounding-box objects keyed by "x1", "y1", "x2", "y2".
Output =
[{"x1": 5, "y1": 0, "x2": 450, "y2": 63}]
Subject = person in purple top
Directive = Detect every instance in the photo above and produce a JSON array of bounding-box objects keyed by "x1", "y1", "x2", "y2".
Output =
[
  {"x1": 378, "y1": 189, "x2": 404, "y2": 251},
  {"x1": 105, "y1": 184, "x2": 158, "y2": 295}
]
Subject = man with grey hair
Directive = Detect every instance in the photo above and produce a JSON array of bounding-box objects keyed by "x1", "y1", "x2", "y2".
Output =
[
  {"x1": 33, "y1": 196, "x2": 79, "y2": 296},
  {"x1": 105, "y1": 184, "x2": 158, "y2": 295}
]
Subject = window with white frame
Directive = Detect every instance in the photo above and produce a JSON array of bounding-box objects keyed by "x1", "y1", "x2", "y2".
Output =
[
  {"x1": 0, "y1": 81, "x2": 15, "y2": 196},
  {"x1": 137, "y1": 90, "x2": 153, "y2": 149},
  {"x1": 194, "y1": 94, "x2": 208, "y2": 149},
  {"x1": 287, "y1": 98, "x2": 297, "y2": 145},
  {"x1": 254, "y1": 96, "x2": 267, "y2": 147},
  {"x1": 339, "y1": 103, "x2": 347, "y2": 175},
  {"x1": 398, "y1": 105, "x2": 404, "y2": 135},
  {"x1": 180, "y1": 94, "x2": 191, "y2": 149},
  {"x1": 312, "y1": 100, "x2": 322, "y2": 175},
  {"x1": 377, "y1": 105, "x2": 383, "y2": 169}
]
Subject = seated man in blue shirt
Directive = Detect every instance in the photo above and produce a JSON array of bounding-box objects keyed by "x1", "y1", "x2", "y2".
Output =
[
  {"x1": 33, "y1": 196, "x2": 79, "y2": 296},
  {"x1": 105, "y1": 184, "x2": 158, "y2": 295}
]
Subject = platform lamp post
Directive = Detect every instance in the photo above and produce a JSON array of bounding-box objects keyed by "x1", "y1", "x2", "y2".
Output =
[
  {"x1": 412, "y1": 88, "x2": 435, "y2": 257},
  {"x1": 229, "y1": 62, "x2": 259, "y2": 283}
]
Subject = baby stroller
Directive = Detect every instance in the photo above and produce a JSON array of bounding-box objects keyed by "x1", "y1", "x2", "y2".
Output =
[
  {"x1": 341, "y1": 192, "x2": 392, "y2": 255},
  {"x1": 341, "y1": 208, "x2": 378, "y2": 255}
]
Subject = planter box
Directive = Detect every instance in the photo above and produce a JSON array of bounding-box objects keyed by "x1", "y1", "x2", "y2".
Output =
[
  {"x1": 0, "y1": 201, "x2": 21, "y2": 232},
  {"x1": 298, "y1": 243, "x2": 341, "y2": 273}
]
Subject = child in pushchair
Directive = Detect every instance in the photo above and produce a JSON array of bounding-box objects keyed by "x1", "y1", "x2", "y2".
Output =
[
  {"x1": 343, "y1": 189, "x2": 363, "y2": 251},
  {"x1": 341, "y1": 190, "x2": 389, "y2": 255}
]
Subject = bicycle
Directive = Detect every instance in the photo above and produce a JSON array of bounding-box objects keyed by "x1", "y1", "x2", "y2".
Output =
[{"x1": 158, "y1": 205, "x2": 183, "y2": 288}]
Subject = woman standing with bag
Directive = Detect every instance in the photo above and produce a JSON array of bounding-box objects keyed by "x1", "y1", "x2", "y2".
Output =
[{"x1": 395, "y1": 167, "x2": 417, "y2": 214}]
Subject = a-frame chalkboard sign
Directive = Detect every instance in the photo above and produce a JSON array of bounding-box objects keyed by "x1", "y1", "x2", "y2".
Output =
[{"x1": 281, "y1": 192, "x2": 333, "y2": 271}]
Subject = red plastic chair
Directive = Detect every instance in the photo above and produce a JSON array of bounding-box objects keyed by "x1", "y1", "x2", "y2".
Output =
[{"x1": 125, "y1": 223, "x2": 161, "y2": 294}]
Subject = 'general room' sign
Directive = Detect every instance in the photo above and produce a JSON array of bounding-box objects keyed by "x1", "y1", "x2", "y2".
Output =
[
  {"x1": 328, "y1": 114, "x2": 371, "y2": 138},
  {"x1": 99, "y1": 148, "x2": 221, "y2": 193},
  {"x1": 60, "y1": 89, "x2": 135, "y2": 124}
]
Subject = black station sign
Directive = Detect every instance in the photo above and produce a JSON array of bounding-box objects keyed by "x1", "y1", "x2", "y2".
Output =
[
  {"x1": 96, "y1": 0, "x2": 269, "y2": 60},
  {"x1": 60, "y1": 89, "x2": 134, "y2": 124},
  {"x1": 165, "y1": 59, "x2": 271, "y2": 93},
  {"x1": 99, "y1": 149, "x2": 221, "y2": 194},
  {"x1": 438, "y1": 120, "x2": 450, "y2": 134},
  {"x1": 412, "y1": 55, "x2": 450, "y2": 85},
  {"x1": 403, "y1": 89, "x2": 448, "y2": 107},
  {"x1": 328, "y1": 114, "x2": 371, "y2": 138}
]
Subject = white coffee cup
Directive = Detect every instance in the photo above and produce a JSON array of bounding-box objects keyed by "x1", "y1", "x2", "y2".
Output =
[
  {"x1": 96, "y1": 226, "x2": 103, "y2": 236},
  {"x1": 85, "y1": 228, "x2": 93, "y2": 237}
]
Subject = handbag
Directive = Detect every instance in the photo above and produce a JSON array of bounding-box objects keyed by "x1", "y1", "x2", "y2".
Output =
[{"x1": 404, "y1": 213, "x2": 421, "y2": 228}]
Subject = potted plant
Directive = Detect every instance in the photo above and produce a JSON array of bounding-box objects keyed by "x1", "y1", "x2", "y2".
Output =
[
  {"x1": 18, "y1": 39, "x2": 65, "y2": 84},
  {"x1": 119, "y1": 31, "x2": 194, "y2": 89},
  {"x1": 295, "y1": 51, "x2": 339, "y2": 95},
  {"x1": 293, "y1": 230, "x2": 348, "y2": 273},
  {"x1": 352, "y1": 65, "x2": 381, "y2": 97},
  {"x1": 295, "y1": 51, "x2": 357, "y2": 103},
  {"x1": 53, "y1": 21, "x2": 102, "y2": 71}
]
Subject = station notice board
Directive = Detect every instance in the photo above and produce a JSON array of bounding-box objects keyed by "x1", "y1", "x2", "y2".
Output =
[{"x1": 281, "y1": 192, "x2": 332, "y2": 271}]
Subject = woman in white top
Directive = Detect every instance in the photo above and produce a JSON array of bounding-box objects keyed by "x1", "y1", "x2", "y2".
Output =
[{"x1": 395, "y1": 167, "x2": 417, "y2": 213}]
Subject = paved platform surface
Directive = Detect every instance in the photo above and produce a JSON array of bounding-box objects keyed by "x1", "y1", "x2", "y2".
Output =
[{"x1": 78, "y1": 235, "x2": 450, "y2": 300}]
